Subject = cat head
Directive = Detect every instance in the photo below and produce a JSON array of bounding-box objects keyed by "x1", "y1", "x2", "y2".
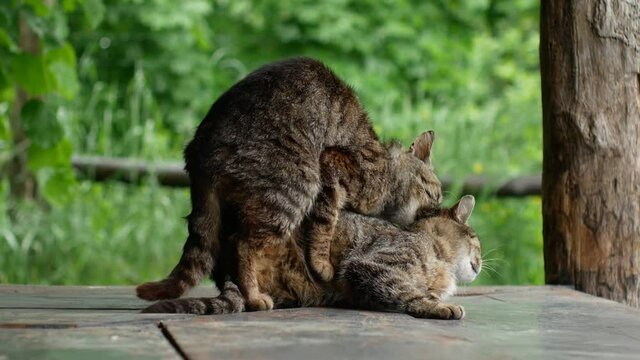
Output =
[
  {"x1": 410, "y1": 195, "x2": 482, "y2": 283},
  {"x1": 384, "y1": 130, "x2": 443, "y2": 226}
]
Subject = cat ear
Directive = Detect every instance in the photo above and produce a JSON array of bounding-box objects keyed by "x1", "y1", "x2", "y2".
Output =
[
  {"x1": 451, "y1": 195, "x2": 475, "y2": 224},
  {"x1": 410, "y1": 130, "x2": 434, "y2": 163}
]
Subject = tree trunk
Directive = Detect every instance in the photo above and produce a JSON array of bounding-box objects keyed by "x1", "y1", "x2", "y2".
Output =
[
  {"x1": 8, "y1": 14, "x2": 39, "y2": 201},
  {"x1": 541, "y1": 0, "x2": 640, "y2": 307}
]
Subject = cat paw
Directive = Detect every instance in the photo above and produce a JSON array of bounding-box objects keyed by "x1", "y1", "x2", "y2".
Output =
[
  {"x1": 310, "y1": 260, "x2": 335, "y2": 282},
  {"x1": 136, "y1": 279, "x2": 185, "y2": 301},
  {"x1": 432, "y1": 303, "x2": 465, "y2": 320},
  {"x1": 408, "y1": 303, "x2": 465, "y2": 320},
  {"x1": 246, "y1": 293, "x2": 274, "y2": 311}
]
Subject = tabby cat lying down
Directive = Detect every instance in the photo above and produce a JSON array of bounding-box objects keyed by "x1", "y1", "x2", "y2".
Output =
[{"x1": 143, "y1": 195, "x2": 481, "y2": 320}]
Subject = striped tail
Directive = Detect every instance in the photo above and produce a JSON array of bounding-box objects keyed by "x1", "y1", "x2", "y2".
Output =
[
  {"x1": 141, "y1": 281, "x2": 245, "y2": 314},
  {"x1": 136, "y1": 176, "x2": 221, "y2": 301}
]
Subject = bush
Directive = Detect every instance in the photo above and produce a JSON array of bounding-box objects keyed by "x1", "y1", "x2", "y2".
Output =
[{"x1": 0, "y1": 0, "x2": 543, "y2": 285}]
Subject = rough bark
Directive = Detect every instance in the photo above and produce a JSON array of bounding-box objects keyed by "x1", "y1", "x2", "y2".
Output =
[{"x1": 541, "y1": 0, "x2": 640, "y2": 307}]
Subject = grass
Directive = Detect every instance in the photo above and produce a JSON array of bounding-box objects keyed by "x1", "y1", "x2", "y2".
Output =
[
  {"x1": 0, "y1": 180, "x2": 189, "y2": 285},
  {"x1": 0, "y1": 7, "x2": 544, "y2": 286},
  {"x1": 0, "y1": 63, "x2": 544, "y2": 286},
  {"x1": 0, "y1": 177, "x2": 542, "y2": 286}
]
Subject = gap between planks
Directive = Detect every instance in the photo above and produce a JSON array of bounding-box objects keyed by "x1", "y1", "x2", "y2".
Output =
[{"x1": 159, "y1": 321, "x2": 190, "y2": 360}]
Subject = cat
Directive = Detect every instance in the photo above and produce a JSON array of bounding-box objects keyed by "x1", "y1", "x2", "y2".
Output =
[
  {"x1": 136, "y1": 57, "x2": 443, "y2": 311},
  {"x1": 143, "y1": 195, "x2": 481, "y2": 320}
]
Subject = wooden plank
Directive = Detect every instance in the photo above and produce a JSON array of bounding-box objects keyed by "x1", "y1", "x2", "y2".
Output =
[
  {"x1": 0, "y1": 284, "x2": 217, "y2": 309},
  {"x1": 160, "y1": 286, "x2": 640, "y2": 360},
  {"x1": 0, "y1": 325, "x2": 180, "y2": 359},
  {"x1": 0, "y1": 309, "x2": 193, "y2": 328}
]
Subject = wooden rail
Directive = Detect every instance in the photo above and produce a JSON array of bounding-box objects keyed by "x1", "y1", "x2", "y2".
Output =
[{"x1": 71, "y1": 155, "x2": 541, "y2": 197}]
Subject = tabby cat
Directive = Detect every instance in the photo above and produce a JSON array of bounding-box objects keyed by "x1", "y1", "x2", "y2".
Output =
[
  {"x1": 136, "y1": 57, "x2": 442, "y2": 311},
  {"x1": 143, "y1": 195, "x2": 481, "y2": 320}
]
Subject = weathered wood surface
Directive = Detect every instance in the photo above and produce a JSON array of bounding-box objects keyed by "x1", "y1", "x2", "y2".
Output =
[
  {"x1": 0, "y1": 326, "x2": 179, "y2": 360},
  {"x1": 1, "y1": 285, "x2": 640, "y2": 359},
  {"x1": 541, "y1": 0, "x2": 640, "y2": 307},
  {"x1": 0, "y1": 284, "x2": 217, "y2": 309},
  {"x1": 162, "y1": 286, "x2": 640, "y2": 360}
]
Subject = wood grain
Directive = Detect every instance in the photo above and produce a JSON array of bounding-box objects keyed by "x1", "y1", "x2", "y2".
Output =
[
  {"x1": 2, "y1": 285, "x2": 640, "y2": 359},
  {"x1": 0, "y1": 326, "x2": 180, "y2": 359},
  {"x1": 541, "y1": 0, "x2": 640, "y2": 306},
  {"x1": 0, "y1": 284, "x2": 217, "y2": 309},
  {"x1": 160, "y1": 286, "x2": 640, "y2": 360}
]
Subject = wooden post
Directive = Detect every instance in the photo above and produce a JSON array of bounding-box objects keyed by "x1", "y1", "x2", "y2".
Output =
[{"x1": 541, "y1": 0, "x2": 640, "y2": 307}]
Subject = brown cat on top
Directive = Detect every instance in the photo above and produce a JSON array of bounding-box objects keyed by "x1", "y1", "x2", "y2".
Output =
[
  {"x1": 136, "y1": 57, "x2": 443, "y2": 311},
  {"x1": 143, "y1": 195, "x2": 481, "y2": 320}
]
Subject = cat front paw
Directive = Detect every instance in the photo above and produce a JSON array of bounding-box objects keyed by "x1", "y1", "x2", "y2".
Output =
[
  {"x1": 136, "y1": 279, "x2": 185, "y2": 301},
  {"x1": 246, "y1": 293, "x2": 274, "y2": 311},
  {"x1": 431, "y1": 303, "x2": 465, "y2": 320},
  {"x1": 310, "y1": 260, "x2": 335, "y2": 282},
  {"x1": 408, "y1": 302, "x2": 465, "y2": 320}
]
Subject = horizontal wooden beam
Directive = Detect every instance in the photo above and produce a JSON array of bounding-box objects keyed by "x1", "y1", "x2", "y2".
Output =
[
  {"x1": 72, "y1": 156, "x2": 189, "y2": 187},
  {"x1": 71, "y1": 155, "x2": 541, "y2": 197}
]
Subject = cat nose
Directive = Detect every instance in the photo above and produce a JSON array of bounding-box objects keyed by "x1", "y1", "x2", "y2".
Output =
[{"x1": 471, "y1": 260, "x2": 480, "y2": 274}]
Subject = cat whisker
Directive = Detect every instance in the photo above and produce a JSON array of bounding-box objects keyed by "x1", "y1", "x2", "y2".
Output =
[
  {"x1": 481, "y1": 247, "x2": 502, "y2": 258},
  {"x1": 482, "y1": 258, "x2": 507, "y2": 266}
]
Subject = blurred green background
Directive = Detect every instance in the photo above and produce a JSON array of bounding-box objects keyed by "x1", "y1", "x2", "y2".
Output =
[{"x1": 0, "y1": 0, "x2": 542, "y2": 285}]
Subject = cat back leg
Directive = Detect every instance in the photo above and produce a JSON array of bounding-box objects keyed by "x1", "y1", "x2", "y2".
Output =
[
  {"x1": 136, "y1": 178, "x2": 220, "y2": 300},
  {"x1": 235, "y1": 232, "x2": 278, "y2": 311}
]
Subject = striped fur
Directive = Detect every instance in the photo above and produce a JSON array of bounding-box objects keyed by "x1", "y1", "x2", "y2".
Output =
[
  {"x1": 143, "y1": 196, "x2": 480, "y2": 320},
  {"x1": 142, "y1": 281, "x2": 244, "y2": 315},
  {"x1": 136, "y1": 57, "x2": 442, "y2": 310}
]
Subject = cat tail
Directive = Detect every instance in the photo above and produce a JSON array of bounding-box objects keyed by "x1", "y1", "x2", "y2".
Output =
[
  {"x1": 136, "y1": 175, "x2": 221, "y2": 300},
  {"x1": 141, "y1": 281, "x2": 245, "y2": 314}
]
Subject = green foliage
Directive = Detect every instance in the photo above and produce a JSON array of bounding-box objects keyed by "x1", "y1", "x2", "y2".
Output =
[
  {"x1": 21, "y1": 99, "x2": 63, "y2": 147},
  {"x1": 0, "y1": 0, "x2": 544, "y2": 286},
  {"x1": 0, "y1": 181, "x2": 189, "y2": 284},
  {"x1": 0, "y1": 1, "x2": 89, "y2": 204},
  {"x1": 11, "y1": 53, "x2": 53, "y2": 96}
]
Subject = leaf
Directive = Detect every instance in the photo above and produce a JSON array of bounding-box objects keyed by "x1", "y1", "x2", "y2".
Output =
[
  {"x1": 0, "y1": 67, "x2": 10, "y2": 92},
  {"x1": 41, "y1": 167, "x2": 77, "y2": 206},
  {"x1": 62, "y1": 0, "x2": 79, "y2": 12},
  {"x1": 11, "y1": 53, "x2": 54, "y2": 96},
  {"x1": 22, "y1": 0, "x2": 51, "y2": 17},
  {"x1": 21, "y1": 99, "x2": 64, "y2": 148},
  {"x1": 45, "y1": 42, "x2": 76, "y2": 66},
  {"x1": 48, "y1": 6, "x2": 70, "y2": 45},
  {"x1": 81, "y1": 0, "x2": 105, "y2": 29},
  {"x1": 0, "y1": 29, "x2": 18, "y2": 51},
  {"x1": 49, "y1": 62, "x2": 78, "y2": 99},
  {"x1": 0, "y1": 113, "x2": 9, "y2": 141},
  {"x1": 28, "y1": 138, "x2": 72, "y2": 171},
  {"x1": 45, "y1": 43, "x2": 78, "y2": 98}
]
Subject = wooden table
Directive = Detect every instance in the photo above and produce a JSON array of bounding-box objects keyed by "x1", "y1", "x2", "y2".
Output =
[{"x1": 2, "y1": 285, "x2": 640, "y2": 359}]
